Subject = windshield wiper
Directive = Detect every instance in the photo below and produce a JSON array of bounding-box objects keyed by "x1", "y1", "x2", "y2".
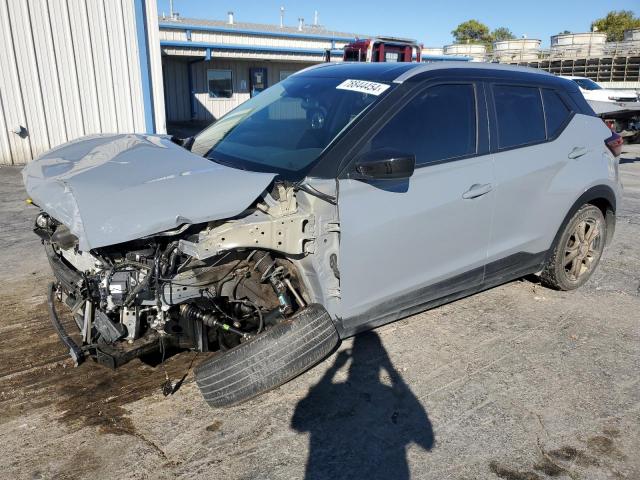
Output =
[{"x1": 294, "y1": 180, "x2": 337, "y2": 205}]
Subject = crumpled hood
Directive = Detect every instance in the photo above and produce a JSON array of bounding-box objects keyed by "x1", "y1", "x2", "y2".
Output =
[{"x1": 22, "y1": 134, "x2": 276, "y2": 251}]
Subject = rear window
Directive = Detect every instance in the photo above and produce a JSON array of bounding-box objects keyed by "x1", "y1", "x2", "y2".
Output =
[
  {"x1": 359, "y1": 83, "x2": 477, "y2": 166},
  {"x1": 494, "y1": 85, "x2": 545, "y2": 149},
  {"x1": 542, "y1": 89, "x2": 572, "y2": 138}
]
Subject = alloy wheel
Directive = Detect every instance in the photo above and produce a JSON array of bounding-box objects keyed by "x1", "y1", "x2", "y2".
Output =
[{"x1": 563, "y1": 219, "x2": 601, "y2": 281}]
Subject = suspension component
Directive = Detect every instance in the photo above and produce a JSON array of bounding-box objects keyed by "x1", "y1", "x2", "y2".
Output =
[
  {"x1": 284, "y1": 278, "x2": 306, "y2": 308},
  {"x1": 253, "y1": 251, "x2": 293, "y2": 315},
  {"x1": 179, "y1": 303, "x2": 248, "y2": 338}
]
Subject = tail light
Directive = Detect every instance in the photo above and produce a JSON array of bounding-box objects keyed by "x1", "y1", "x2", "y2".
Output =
[{"x1": 605, "y1": 132, "x2": 623, "y2": 157}]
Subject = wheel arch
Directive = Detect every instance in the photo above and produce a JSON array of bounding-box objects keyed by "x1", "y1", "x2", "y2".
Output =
[
  {"x1": 549, "y1": 185, "x2": 617, "y2": 260},
  {"x1": 588, "y1": 196, "x2": 616, "y2": 246}
]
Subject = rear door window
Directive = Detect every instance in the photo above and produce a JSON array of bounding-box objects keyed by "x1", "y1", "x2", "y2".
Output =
[
  {"x1": 493, "y1": 85, "x2": 545, "y2": 149},
  {"x1": 360, "y1": 83, "x2": 477, "y2": 166},
  {"x1": 541, "y1": 89, "x2": 572, "y2": 138}
]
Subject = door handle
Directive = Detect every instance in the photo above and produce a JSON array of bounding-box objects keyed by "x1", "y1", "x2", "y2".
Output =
[
  {"x1": 568, "y1": 146, "x2": 588, "y2": 159},
  {"x1": 462, "y1": 183, "x2": 493, "y2": 199}
]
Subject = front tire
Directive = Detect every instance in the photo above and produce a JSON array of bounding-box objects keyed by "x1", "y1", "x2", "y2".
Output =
[
  {"x1": 195, "y1": 304, "x2": 339, "y2": 408},
  {"x1": 541, "y1": 204, "x2": 606, "y2": 291}
]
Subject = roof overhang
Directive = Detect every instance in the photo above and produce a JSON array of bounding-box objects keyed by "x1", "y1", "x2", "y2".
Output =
[
  {"x1": 159, "y1": 22, "x2": 356, "y2": 43},
  {"x1": 160, "y1": 40, "x2": 343, "y2": 62}
]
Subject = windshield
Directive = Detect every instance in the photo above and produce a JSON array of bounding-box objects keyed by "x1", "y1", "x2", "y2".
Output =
[
  {"x1": 190, "y1": 75, "x2": 389, "y2": 175},
  {"x1": 572, "y1": 78, "x2": 602, "y2": 91}
]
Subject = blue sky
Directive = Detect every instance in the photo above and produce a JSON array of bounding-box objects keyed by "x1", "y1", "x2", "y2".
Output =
[{"x1": 157, "y1": 1, "x2": 636, "y2": 47}]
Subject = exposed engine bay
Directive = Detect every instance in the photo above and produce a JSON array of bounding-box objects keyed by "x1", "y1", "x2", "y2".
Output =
[{"x1": 34, "y1": 181, "x2": 338, "y2": 370}]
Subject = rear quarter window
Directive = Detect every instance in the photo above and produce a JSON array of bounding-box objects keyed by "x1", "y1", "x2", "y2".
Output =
[
  {"x1": 493, "y1": 85, "x2": 545, "y2": 149},
  {"x1": 541, "y1": 89, "x2": 572, "y2": 138}
]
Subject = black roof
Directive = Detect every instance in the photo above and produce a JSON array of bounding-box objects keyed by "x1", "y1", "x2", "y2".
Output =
[
  {"x1": 296, "y1": 61, "x2": 594, "y2": 115},
  {"x1": 295, "y1": 63, "x2": 419, "y2": 82},
  {"x1": 297, "y1": 61, "x2": 572, "y2": 89}
]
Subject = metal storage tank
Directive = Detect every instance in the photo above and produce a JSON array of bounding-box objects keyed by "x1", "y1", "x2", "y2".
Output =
[
  {"x1": 493, "y1": 38, "x2": 541, "y2": 61},
  {"x1": 0, "y1": 0, "x2": 165, "y2": 165},
  {"x1": 443, "y1": 43, "x2": 486, "y2": 62},
  {"x1": 422, "y1": 47, "x2": 444, "y2": 56},
  {"x1": 623, "y1": 28, "x2": 640, "y2": 42},
  {"x1": 550, "y1": 32, "x2": 607, "y2": 57}
]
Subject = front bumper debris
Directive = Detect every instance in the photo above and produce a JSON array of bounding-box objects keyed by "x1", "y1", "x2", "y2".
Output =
[{"x1": 47, "y1": 282, "x2": 84, "y2": 366}]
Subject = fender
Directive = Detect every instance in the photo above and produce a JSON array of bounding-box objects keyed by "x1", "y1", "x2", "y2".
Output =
[{"x1": 547, "y1": 184, "x2": 617, "y2": 263}]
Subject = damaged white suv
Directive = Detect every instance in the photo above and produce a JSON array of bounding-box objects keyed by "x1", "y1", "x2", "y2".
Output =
[{"x1": 24, "y1": 62, "x2": 622, "y2": 407}]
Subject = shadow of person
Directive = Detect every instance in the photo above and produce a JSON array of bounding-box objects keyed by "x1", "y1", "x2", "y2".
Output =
[{"x1": 291, "y1": 331, "x2": 434, "y2": 480}]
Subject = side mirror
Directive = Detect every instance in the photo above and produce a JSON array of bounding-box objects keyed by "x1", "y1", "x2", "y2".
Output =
[{"x1": 353, "y1": 150, "x2": 415, "y2": 181}]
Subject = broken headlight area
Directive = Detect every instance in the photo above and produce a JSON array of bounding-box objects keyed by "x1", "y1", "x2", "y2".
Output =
[
  {"x1": 41, "y1": 215, "x2": 308, "y2": 370},
  {"x1": 34, "y1": 212, "x2": 79, "y2": 249}
]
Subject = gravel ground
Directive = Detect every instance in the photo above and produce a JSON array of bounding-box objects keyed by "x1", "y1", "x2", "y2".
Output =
[{"x1": 0, "y1": 146, "x2": 638, "y2": 480}]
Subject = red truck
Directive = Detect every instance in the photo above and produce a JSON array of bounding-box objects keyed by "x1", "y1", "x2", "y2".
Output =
[{"x1": 342, "y1": 36, "x2": 422, "y2": 62}]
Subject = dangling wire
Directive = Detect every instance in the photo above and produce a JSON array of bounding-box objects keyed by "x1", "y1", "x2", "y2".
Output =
[
  {"x1": 160, "y1": 334, "x2": 173, "y2": 396},
  {"x1": 159, "y1": 334, "x2": 200, "y2": 396}
]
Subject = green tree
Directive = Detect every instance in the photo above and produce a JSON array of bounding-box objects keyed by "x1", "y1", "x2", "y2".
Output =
[
  {"x1": 491, "y1": 27, "x2": 516, "y2": 42},
  {"x1": 451, "y1": 19, "x2": 491, "y2": 44},
  {"x1": 591, "y1": 10, "x2": 640, "y2": 41}
]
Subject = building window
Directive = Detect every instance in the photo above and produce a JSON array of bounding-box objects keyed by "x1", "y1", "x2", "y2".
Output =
[
  {"x1": 279, "y1": 70, "x2": 295, "y2": 82},
  {"x1": 207, "y1": 69, "x2": 233, "y2": 98}
]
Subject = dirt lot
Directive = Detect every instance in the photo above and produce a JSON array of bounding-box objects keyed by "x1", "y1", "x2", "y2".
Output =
[{"x1": 0, "y1": 146, "x2": 638, "y2": 480}]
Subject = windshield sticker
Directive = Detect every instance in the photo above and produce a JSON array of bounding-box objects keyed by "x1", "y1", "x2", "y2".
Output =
[{"x1": 336, "y1": 79, "x2": 390, "y2": 96}]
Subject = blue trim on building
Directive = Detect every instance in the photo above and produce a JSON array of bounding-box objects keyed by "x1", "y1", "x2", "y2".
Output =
[
  {"x1": 160, "y1": 40, "x2": 343, "y2": 57},
  {"x1": 134, "y1": 0, "x2": 155, "y2": 133},
  {"x1": 159, "y1": 22, "x2": 356, "y2": 43}
]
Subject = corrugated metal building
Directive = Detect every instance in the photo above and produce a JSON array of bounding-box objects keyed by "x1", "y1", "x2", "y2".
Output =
[
  {"x1": 159, "y1": 16, "x2": 358, "y2": 124},
  {"x1": 0, "y1": 0, "x2": 165, "y2": 165}
]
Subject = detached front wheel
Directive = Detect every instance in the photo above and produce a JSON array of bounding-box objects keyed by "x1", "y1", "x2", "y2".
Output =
[
  {"x1": 541, "y1": 204, "x2": 606, "y2": 290},
  {"x1": 195, "y1": 304, "x2": 339, "y2": 408}
]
